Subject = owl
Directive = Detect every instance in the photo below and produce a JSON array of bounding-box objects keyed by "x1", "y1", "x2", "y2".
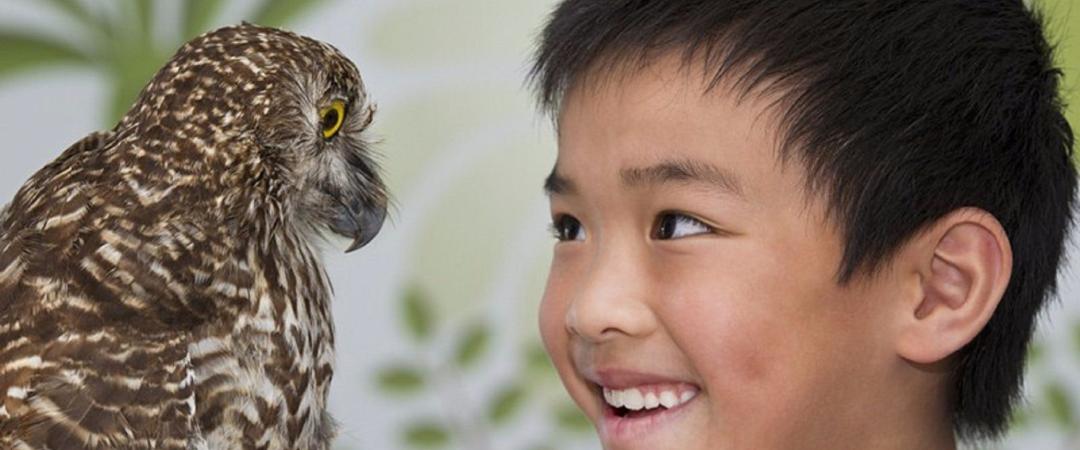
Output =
[{"x1": 0, "y1": 24, "x2": 388, "y2": 449}]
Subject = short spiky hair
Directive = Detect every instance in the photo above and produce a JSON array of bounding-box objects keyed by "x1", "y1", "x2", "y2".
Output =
[{"x1": 529, "y1": 0, "x2": 1077, "y2": 440}]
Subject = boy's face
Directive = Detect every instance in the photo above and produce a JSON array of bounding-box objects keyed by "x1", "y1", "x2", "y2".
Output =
[{"x1": 540, "y1": 60, "x2": 922, "y2": 449}]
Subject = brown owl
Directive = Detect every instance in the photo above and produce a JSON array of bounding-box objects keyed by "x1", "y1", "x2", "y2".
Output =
[{"x1": 0, "y1": 23, "x2": 388, "y2": 449}]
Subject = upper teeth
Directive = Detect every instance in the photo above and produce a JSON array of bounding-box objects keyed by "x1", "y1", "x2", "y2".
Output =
[{"x1": 602, "y1": 386, "x2": 697, "y2": 411}]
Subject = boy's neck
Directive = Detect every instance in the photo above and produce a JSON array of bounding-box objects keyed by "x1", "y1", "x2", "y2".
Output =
[{"x1": 869, "y1": 361, "x2": 957, "y2": 450}]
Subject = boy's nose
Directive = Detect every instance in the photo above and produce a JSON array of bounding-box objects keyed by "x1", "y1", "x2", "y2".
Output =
[{"x1": 565, "y1": 245, "x2": 658, "y2": 344}]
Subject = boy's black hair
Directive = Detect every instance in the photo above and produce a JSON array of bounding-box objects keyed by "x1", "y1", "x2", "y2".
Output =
[{"x1": 529, "y1": 0, "x2": 1077, "y2": 440}]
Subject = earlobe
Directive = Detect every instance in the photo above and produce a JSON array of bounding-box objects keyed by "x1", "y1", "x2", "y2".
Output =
[{"x1": 897, "y1": 209, "x2": 1012, "y2": 365}]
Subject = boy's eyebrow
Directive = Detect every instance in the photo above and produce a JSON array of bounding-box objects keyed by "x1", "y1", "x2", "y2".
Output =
[
  {"x1": 544, "y1": 166, "x2": 576, "y2": 196},
  {"x1": 621, "y1": 159, "x2": 744, "y2": 197},
  {"x1": 544, "y1": 159, "x2": 743, "y2": 198}
]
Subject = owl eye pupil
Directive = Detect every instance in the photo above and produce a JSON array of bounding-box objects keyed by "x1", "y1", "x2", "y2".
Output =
[
  {"x1": 319, "y1": 99, "x2": 347, "y2": 139},
  {"x1": 321, "y1": 109, "x2": 339, "y2": 131}
]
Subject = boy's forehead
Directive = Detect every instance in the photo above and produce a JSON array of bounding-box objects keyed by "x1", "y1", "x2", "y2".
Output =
[
  {"x1": 555, "y1": 52, "x2": 784, "y2": 124},
  {"x1": 557, "y1": 56, "x2": 702, "y2": 125},
  {"x1": 549, "y1": 55, "x2": 798, "y2": 195}
]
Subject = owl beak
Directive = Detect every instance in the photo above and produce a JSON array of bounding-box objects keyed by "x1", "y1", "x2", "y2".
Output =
[
  {"x1": 344, "y1": 203, "x2": 387, "y2": 253},
  {"x1": 331, "y1": 196, "x2": 387, "y2": 253},
  {"x1": 347, "y1": 205, "x2": 386, "y2": 252}
]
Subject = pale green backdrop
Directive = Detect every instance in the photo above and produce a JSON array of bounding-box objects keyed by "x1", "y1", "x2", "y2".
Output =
[{"x1": 0, "y1": 1, "x2": 1077, "y2": 449}]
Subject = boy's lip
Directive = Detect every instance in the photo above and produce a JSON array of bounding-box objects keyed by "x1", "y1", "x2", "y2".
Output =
[
  {"x1": 581, "y1": 368, "x2": 703, "y2": 447},
  {"x1": 585, "y1": 368, "x2": 699, "y2": 390},
  {"x1": 599, "y1": 391, "x2": 700, "y2": 447}
]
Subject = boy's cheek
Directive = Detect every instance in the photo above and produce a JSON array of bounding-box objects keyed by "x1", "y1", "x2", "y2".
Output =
[
  {"x1": 672, "y1": 271, "x2": 891, "y2": 444},
  {"x1": 674, "y1": 302, "x2": 829, "y2": 441},
  {"x1": 537, "y1": 272, "x2": 581, "y2": 391},
  {"x1": 667, "y1": 262, "x2": 846, "y2": 401},
  {"x1": 671, "y1": 287, "x2": 784, "y2": 398},
  {"x1": 537, "y1": 276, "x2": 568, "y2": 364},
  {"x1": 538, "y1": 248, "x2": 597, "y2": 355}
]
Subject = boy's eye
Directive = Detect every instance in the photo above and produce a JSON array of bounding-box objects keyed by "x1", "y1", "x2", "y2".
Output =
[
  {"x1": 654, "y1": 212, "x2": 711, "y2": 240},
  {"x1": 550, "y1": 214, "x2": 586, "y2": 242}
]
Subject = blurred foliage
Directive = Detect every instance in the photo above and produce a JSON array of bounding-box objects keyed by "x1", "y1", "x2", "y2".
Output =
[
  {"x1": 524, "y1": 342, "x2": 555, "y2": 379},
  {"x1": 488, "y1": 384, "x2": 527, "y2": 425},
  {"x1": 0, "y1": 0, "x2": 324, "y2": 124},
  {"x1": 0, "y1": 30, "x2": 90, "y2": 74},
  {"x1": 375, "y1": 282, "x2": 591, "y2": 450},
  {"x1": 402, "y1": 283, "x2": 436, "y2": 342},
  {"x1": 1046, "y1": 382, "x2": 1075, "y2": 428},
  {"x1": 404, "y1": 421, "x2": 452, "y2": 448},
  {"x1": 377, "y1": 365, "x2": 426, "y2": 395},
  {"x1": 454, "y1": 323, "x2": 491, "y2": 369},
  {"x1": 554, "y1": 404, "x2": 592, "y2": 432},
  {"x1": 1038, "y1": 0, "x2": 1080, "y2": 163},
  {"x1": 1010, "y1": 329, "x2": 1080, "y2": 442},
  {"x1": 1073, "y1": 322, "x2": 1080, "y2": 354}
]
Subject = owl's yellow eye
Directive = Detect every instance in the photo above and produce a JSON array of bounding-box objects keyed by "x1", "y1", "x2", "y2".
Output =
[{"x1": 319, "y1": 99, "x2": 346, "y2": 139}]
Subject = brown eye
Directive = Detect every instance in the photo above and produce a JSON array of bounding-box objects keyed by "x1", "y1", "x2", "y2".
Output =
[
  {"x1": 319, "y1": 99, "x2": 346, "y2": 139},
  {"x1": 550, "y1": 214, "x2": 586, "y2": 242},
  {"x1": 654, "y1": 213, "x2": 711, "y2": 240}
]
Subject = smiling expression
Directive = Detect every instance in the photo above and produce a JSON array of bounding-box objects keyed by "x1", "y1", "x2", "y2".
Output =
[{"x1": 538, "y1": 58, "x2": 941, "y2": 449}]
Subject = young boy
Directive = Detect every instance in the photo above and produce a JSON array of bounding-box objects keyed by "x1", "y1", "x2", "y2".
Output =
[{"x1": 530, "y1": 1, "x2": 1077, "y2": 449}]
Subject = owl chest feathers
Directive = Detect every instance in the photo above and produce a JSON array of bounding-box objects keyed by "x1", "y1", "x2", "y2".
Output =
[{"x1": 188, "y1": 233, "x2": 337, "y2": 449}]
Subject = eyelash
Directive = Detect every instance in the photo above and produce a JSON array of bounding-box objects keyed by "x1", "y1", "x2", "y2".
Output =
[
  {"x1": 549, "y1": 212, "x2": 714, "y2": 242},
  {"x1": 550, "y1": 214, "x2": 585, "y2": 242},
  {"x1": 653, "y1": 211, "x2": 713, "y2": 240}
]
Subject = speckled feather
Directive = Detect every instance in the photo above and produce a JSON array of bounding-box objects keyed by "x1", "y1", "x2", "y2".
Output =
[{"x1": 0, "y1": 24, "x2": 387, "y2": 449}]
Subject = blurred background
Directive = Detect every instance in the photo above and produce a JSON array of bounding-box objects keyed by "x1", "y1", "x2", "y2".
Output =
[{"x1": 0, "y1": 1, "x2": 1076, "y2": 449}]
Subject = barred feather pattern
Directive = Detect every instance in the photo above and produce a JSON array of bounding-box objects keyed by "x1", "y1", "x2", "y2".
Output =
[{"x1": 0, "y1": 24, "x2": 386, "y2": 450}]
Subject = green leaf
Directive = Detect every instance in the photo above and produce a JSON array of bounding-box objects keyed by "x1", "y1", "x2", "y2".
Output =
[
  {"x1": 403, "y1": 422, "x2": 450, "y2": 448},
  {"x1": 1045, "y1": 382, "x2": 1075, "y2": 428},
  {"x1": 376, "y1": 365, "x2": 425, "y2": 395},
  {"x1": 554, "y1": 403, "x2": 592, "y2": 433},
  {"x1": 402, "y1": 284, "x2": 435, "y2": 342},
  {"x1": 454, "y1": 323, "x2": 491, "y2": 368},
  {"x1": 487, "y1": 384, "x2": 527, "y2": 425},
  {"x1": 249, "y1": 0, "x2": 324, "y2": 28},
  {"x1": 183, "y1": 0, "x2": 227, "y2": 39},
  {"x1": 0, "y1": 31, "x2": 89, "y2": 78}
]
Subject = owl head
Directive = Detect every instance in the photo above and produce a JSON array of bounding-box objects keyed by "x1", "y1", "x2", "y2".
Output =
[{"x1": 120, "y1": 23, "x2": 388, "y2": 252}]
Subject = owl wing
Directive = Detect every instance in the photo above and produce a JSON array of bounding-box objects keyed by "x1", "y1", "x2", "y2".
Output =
[
  {"x1": 0, "y1": 131, "x2": 203, "y2": 449},
  {"x1": 0, "y1": 130, "x2": 114, "y2": 231},
  {"x1": 0, "y1": 327, "x2": 196, "y2": 450}
]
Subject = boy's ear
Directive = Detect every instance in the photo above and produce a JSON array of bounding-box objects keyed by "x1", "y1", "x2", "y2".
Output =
[{"x1": 895, "y1": 208, "x2": 1013, "y2": 365}]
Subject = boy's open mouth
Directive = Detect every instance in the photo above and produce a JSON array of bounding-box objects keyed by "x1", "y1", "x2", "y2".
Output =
[{"x1": 598, "y1": 383, "x2": 699, "y2": 418}]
